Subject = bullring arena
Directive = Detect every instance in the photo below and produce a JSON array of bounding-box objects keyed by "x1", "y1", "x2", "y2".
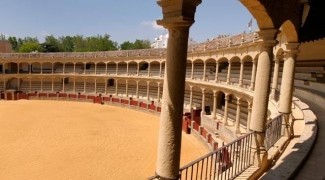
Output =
[
  {"x1": 0, "y1": 100, "x2": 209, "y2": 179},
  {"x1": 1, "y1": 1, "x2": 325, "y2": 178}
]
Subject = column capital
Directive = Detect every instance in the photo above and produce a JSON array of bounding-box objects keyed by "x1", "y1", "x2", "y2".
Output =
[
  {"x1": 256, "y1": 29, "x2": 279, "y2": 48},
  {"x1": 201, "y1": 88, "x2": 205, "y2": 93},
  {"x1": 284, "y1": 43, "x2": 300, "y2": 59},
  {"x1": 236, "y1": 98, "x2": 242, "y2": 105},
  {"x1": 156, "y1": 0, "x2": 201, "y2": 29}
]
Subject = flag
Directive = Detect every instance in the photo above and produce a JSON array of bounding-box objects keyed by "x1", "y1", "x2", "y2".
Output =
[{"x1": 247, "y1": 18, "x2": 252, "y2": 31}]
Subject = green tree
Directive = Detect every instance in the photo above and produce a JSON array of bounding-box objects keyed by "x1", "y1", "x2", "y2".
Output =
[
  {"x1": 119, "y1": 39, "x2": 151, "y2": 50},
  {"x1": 23, "y1": 37, "x2": 39, "y2": 43},
  {"x1": 18, "y1": 42, "x2": 43, "y2": 53},
  {"x1": 120, "y1": 41, "x2": 134, "y2": 50},
  {"x1": 8, "y1": 36, "x2": 18, "y2": 51},
  {"x1": 0, "y1": 34, "x2": 6, "y2": 40},
  {"x1": 133, "y1": 39, "x2": 151, "y2": 49},
  {"x1": 42, "y1": 35, "x2": 61, "y2": 52},
  {"x1": 59, "y1": 36, "x2": 74, "y2": 52}
]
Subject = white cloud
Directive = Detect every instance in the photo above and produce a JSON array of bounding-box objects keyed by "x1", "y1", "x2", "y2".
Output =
[
  {"x1": 40, "y1": 30, "x2": 50, "y2": 37},
  {"x1": 141, "y1": 20, "x2": 165, "y2": 30}
]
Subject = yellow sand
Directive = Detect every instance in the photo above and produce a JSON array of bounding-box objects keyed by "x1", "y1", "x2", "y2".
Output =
[{"x1": 0, "y1": 100, "x2": 209, "y2": 180}]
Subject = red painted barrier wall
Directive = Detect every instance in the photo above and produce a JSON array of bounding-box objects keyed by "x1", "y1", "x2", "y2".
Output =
[
  {"x1": 157, "y1": 107, "x2": 161, "y2": 112},
  {"x1": 69, "y1": 94, "x2": 77, "y2": 98},
  {"x1": 39, "y1": 93, "x2": 47, "y2": 97},
  {"x1": 6, "y1": 93, "x2": 12, "y2": 100},
  {"x1": 182, "y1": 120, "x2": 190, "y2": 134},
  {"x1": 140, "y1": 102, "x2": 147, "y2": 108},
  {"x1": 78, "y1": 94, "x2": 86, "y2": 99},
  {"x1": 28, "y1": 93, "x2": 37, "y2": 96},
  {"x1": 112, "y1": 98, "x2": 119, "y2": 103},
  {"x1": 193, "y1": 122, "x2": 199, "y2": 131},
  {"x1": 18, "y1": 93, "x2": 28, "y2": 100},
  {"x1": 121, "y1": 99, "x2": 129, "y2": 105},
  {"x1": 0, "y1": 92, "x2": 4, "y2": 99},
  {"x1": 49, "y1": 93, "x2": 57, "y2": 97},
  {"x1": 130, "y1": 100, "x2": 138, "y2": 106},
  {"x1": 94, "y1": 97, "x2": 102, "y2": 104},
  {"x1": 201, "y1": 128, "x2": 207, "y2": 138},
  {"x1": 59, "y1": 93, "x2": 67, "y2": 98},
  {"x1": 149, "y1": 104, "x2": 156, "y2": 110},
  {"x1": 194, "y1": 117, "x2": 201, "y2": 126},
  {"x1": 87, "y1": 95, "x2": 95, "y2": 100},
  {"x1": 103, "y1": 97, "x2": 110, "y2": 101}
]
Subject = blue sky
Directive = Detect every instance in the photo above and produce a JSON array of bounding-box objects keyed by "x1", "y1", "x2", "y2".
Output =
[{"x1": 0, "y1": 0, "x2": 256, "y2": 44}]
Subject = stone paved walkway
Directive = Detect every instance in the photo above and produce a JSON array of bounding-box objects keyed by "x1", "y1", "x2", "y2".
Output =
[{"x1": 293, "y1": 97, "x2": 325, "y2": 180}]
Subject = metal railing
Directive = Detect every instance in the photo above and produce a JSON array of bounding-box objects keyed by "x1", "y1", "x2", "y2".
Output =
[
  {"x1": 264, "y1": 114, "x2": 283, "y2": 150},
  {"x1": 149, "y1": 132, "x2": 254, "y2": 180}
]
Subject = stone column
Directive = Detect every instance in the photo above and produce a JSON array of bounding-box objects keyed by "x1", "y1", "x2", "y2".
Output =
[
  {"x1": 125, "y1": 80, "x2": 129, "y2": 97},
  {"x1": 115, "y1": 79, "x2": 118, "y2": 96},
  {"x1": 239, "y1": 60, "x2": 244, "y2": 87},
  {"x1": 94, "y1": 79, "x2": 97, "y2": 94},
  {"x1": 223, "y1": 93, "x2": 229, "y2": 126},
  {"x1": 201, "y1": 89, "x2": 206, "y2": 116},
  {"x1": 279, "y1": 43, "x2": 300, "y2": 138},
  {"x1": 189, "y1": 86, "x2": 193, "y2": 121},
  {"x1": 95, "y1": 63, "x2": 97, "y2": 74},
  {"x1": 212, "y1": 91, "x2": 218, "y2": 120},
  {"x1": 116, "y1": 63, "x2": 119, "y2": 75},
  {"x1": 235, "y1": 97, "x2": 242, "y2": 134},
  {"x1": 83, "y1": 80, "x2": 86, "y2": 93},
  {"x1": 73, "y1": 63, "x2": 76, "y2": 74},
  {"x1": 215, "y1": 61, "x2": 219, "y2": 83},
  {"x1": 52, "y1": 63, "x2": 54, "y2": 74},
  {"x1": 250, "y1": 29, "x2": 278, "y2": 166},
  {"x1": 3, "y1": 78, "x2": 6, "y2": 90},
  {"x1": 226, "y1": 60, "x2": 232, "y2": 84},
  {"x1": 155, "y1": 1, "x2": 201, "y2": 179},
  {"x1": 126, "y1": 63, "x2": 129, "y2": 75},
  {"x1": 104, "y1": 80, "x2": 107, "y2": 95},
  {"x1": 62, "y1": 78, "x2": 65, "y2": 92},
  {"x1": 191, "y1": 62, "x2": 194, "y2": 79},
  {"x1": 29, "y1": 78, "x2": 31, "y2": 92},
  {"x1": 203, "y1": 62, "x2": 206, "y2": 81},
  {"x1": 157, "y1": 82, "x2": 161, "y2": 102},
  {"x1": 84, "y1": 63, "x2": 86, "y2": 75},
  {"x1": 137, "y1": 63, "x2": 140, "y2": 76},
  {"x1": 105, "y1": 63, "x2": 108, "y2": 75},
  {"x1": 247, "y1": 101, "x2": 252, "y2": 133},
  {"x1": 17, "y1": 78, "x2": 20, "y2": 90},
  {"x1": 40, "y1": 78, "x2": 43, "y2": 92},
  {"x1": 29, "y1": 64, "x2": 31, "y2": 74},
  {"x1": 159, "y1": 63, "x2": 162, "y2": 77},
  {"x1": 249, "y1": 59, "x2": 257, "y2": 90},
  {"x1": 63, "y1": 63, "x2": 65, "y2": 74},
  {"x1": 73, "y1": 79, "x2": 76, "y2": 93},
  {"x1": 51, "y1": 79, "x2": 54, "y2": 92},
  {"x1": 148, "y1": 63, "x2": 151, "y2": 77},
  {"x1": 270, "y1": 56, "x2": 281, "y2": 100},
  {"x1": 40, "y1": 63, "x2": 42, "y2": 74},
  {"x1": 136, "y1": 81, "x2": 139, "y2": 99},
  {"x1": 146, "y1": 82, "x2": 150, "y2": 101}
]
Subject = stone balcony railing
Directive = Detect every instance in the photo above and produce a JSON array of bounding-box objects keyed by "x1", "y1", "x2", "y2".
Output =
[{"x1": 0, "y1": 33, "x2": 257, "y2": 59}]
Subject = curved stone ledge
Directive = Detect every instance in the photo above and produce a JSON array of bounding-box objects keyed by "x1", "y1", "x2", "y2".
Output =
[{"x1": 261, "y1": 98, "x2": 318, "y2": 180}]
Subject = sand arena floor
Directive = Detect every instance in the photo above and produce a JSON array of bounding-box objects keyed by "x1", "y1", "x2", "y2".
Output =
[{"x1": 0, "y1": 100, "x2": 209, "y2": 180}]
